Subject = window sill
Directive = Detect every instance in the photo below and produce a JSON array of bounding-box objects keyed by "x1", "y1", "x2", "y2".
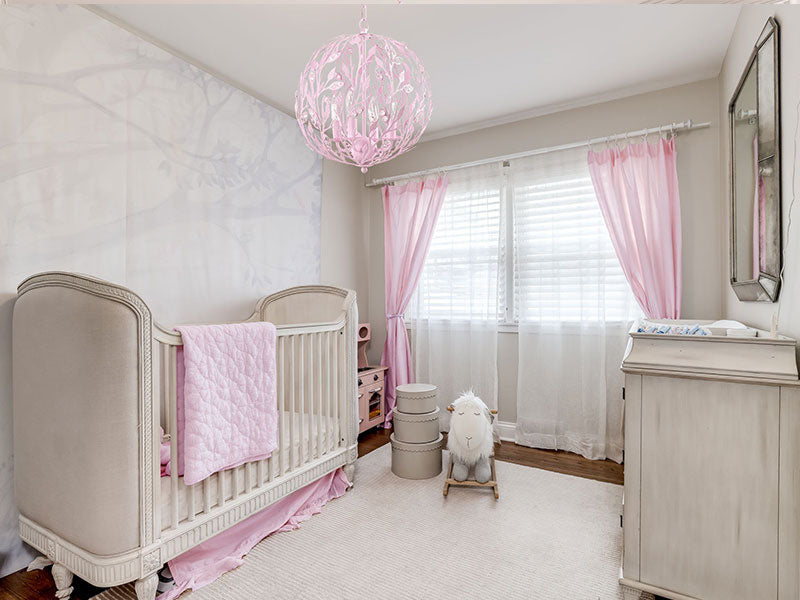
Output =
[{"x1": 405, "y1": 320, "x2": 637, "y2": 335}]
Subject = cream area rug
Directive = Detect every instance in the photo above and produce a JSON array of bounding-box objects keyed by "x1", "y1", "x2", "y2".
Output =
[{"x1": 94, "y1": 445, "x2": 623, "y2": 600}]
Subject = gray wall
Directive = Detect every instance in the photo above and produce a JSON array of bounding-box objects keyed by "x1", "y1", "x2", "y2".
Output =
[
  {"x1": 364, "y1": 78, "x2": 723, "y2": 423},
  {"x1": 320, "y1": 159, "x2": 370, "y2": 324}
]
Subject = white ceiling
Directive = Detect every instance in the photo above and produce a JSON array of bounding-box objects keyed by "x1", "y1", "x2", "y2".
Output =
[{"x1": 98, "y1": 4, "x2": 740, "y2": 140}]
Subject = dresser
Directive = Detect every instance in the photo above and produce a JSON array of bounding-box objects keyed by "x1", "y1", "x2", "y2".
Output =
[
  {"x1": 357, "y1": 366, "x2": 387, "y2": 434},
  {"x1": 620, "y1": 324, "x2": 800, "y2": 600}
]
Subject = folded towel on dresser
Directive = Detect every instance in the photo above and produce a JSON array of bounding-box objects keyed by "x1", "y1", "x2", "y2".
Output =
[
  {"x1": 636, "y1": 320, "x2": 711, "y2": 336},
  {"x1": 172, "y1": 322, "x2": 278, "y2": 486}
]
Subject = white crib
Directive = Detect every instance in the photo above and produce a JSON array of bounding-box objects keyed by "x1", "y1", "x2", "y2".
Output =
[{"x1": 12, "y1": 272, "x2": 358, "y2": 600}]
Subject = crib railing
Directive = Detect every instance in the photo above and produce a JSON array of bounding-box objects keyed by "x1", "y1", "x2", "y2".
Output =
[{"x1": 153, "y1": 321, "x2": 348, "y2": 535}]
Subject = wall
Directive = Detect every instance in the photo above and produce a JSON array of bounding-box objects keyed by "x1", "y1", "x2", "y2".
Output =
[
  {"x1": 320, "y1": 160, "x2": 370, "y2": 322},
  {"x1": 0, "y1": 5, "x2": 366, "y2": 577},
  {"x1": 365, "y1": 79, "x2": 723, "y2": 424},
  {"x1": 719, "y1": 7, "x2": 800, "y2": 340}
]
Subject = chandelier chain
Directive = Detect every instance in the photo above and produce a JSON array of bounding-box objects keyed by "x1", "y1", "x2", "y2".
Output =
[{"x1": 359, "y1": 4, "x2": 369, "y2": 34}]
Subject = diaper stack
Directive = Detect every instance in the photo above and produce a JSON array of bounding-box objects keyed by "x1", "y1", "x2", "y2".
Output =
[{"x1": 390, "y1": 383, "x2": 443, "y2": 479}]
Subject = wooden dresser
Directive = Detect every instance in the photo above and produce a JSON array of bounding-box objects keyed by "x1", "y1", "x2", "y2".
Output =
[
  {"x1": 620, "y1": 325, "x2": 800, "y2": 600},
  {"x1": 357, "y1": 366, "x2": 387, "y2": 434}
]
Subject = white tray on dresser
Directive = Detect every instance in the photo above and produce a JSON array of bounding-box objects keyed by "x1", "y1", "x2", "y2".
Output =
[{"x1": 620, "y1": 322, "x2": 800, "y2": 600}]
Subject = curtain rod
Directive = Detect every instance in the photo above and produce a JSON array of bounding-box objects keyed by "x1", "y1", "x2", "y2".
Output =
[{"x1": 365, "y1": 119, "x2": 711, "y2": 188}]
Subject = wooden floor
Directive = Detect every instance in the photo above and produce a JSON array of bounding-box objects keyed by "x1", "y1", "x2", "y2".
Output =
[
  {"x1": 358, "y1": 427, "x2": 624, "y2": 486},
  {"x1": 0, "y1": 568, "x2": 101, "y2": 600},
  {"x1": 1, "y1": 430, "x2": 623, "y2": 600}
]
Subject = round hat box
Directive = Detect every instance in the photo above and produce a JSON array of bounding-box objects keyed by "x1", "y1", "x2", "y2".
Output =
[
  {"x1": 395, "y1": 383, "x2": 437, "y2": 414},
  {"x1": 393, "y1": 406, "x2": 440, "y2": 444},
  {"x1": 390, "y1": 433, "x2": 443, "y2": 479}
]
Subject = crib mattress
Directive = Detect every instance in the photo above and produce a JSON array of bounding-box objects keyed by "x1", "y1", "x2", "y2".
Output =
[{"x1": 160, "y1": 411, "x2": 338, "y2": 530}]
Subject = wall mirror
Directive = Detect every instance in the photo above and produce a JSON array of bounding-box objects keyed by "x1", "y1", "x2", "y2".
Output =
[{"x1": 729, "y1": 17, "x2": 781, "y2": 302}]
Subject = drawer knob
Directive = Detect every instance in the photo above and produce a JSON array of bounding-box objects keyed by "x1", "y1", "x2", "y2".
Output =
[
  {"x1": 373, "y1": 374, "x2": 379, "y2": 381},
  {"x1": 358, "y1": 378, "x2": 362, "y2": 386}
]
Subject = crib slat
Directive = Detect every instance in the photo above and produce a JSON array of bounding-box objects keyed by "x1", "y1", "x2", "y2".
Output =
[
  {"x1": 307, "y1": 333, "x2": 314, "y2": 461},
  {"x1": 203, "y1": 478, "x2": 211, "y2": 514},
  {"x1": 289, "y1": 336, "x2": 296, "y2": 473},
  {"x1": 277, "y1": 336, "x2": 285, "y2": 478},
  {"x1": 340, "y1": 329, "x2": 346, "y2": 448},
  {"x1": 187, "y1": 484, "x2": 195, "y2": 521},
  {"x1": 257, "y1": 459, "x2": 264, "y2": 487},
  {"x1": 152, "y1": 344, "x2": 163, "y2": 536},
  {"x1": 299, "y1": 335, "x2": 305, "y2": 466},
  {"x1": 168, "y1": 345, "x2": 179, "y2": 530},
  {"x1": 232, "y1": 467, "x2": 240, "y2": 499},
  {"x1": 316, "y1": 332, "x2": 322, "y2": 459},
  {"x1": 325, "y1": 332, "x2": 331, "y2": 454},
  {"x1": 333, "y1": 330, "x2": 340, "y2": 448},
  {"x1": 161, "y1": 343, "x2": 169, "y2": 441},
  {"x1": 245, "y1": 463, "x2": 252, "y2": 494},
  {"x1": 218, "y1": 470, "x2": 226, "y2": 508},
  {"x1": 340, "y1": 328, "x2": 346, "y2": 448}
]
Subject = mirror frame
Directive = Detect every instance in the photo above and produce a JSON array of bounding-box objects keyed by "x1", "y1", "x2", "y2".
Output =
[{"x1": 728, "y1": 17, "x2": 781, "y2": 302}]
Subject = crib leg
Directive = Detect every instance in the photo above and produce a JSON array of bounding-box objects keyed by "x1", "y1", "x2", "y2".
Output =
[
  {"x1": 134, "y1": 573, "x2": 159, "y2": 600},
  {"x1": 51, "y1": 563, "x2": 73, "y2": 600},
  {"x1": 344, "y1": 461, "x2": 355, "y2": 485}
]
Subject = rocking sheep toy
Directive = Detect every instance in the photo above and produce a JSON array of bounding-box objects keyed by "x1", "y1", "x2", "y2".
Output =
[{"x1": 443, "y1": 391, "x2": 499, "y2": 499}]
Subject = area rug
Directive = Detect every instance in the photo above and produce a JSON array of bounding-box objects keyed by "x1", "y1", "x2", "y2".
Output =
[{"x1": 94, "y1": 445, "x2": 623, "y2": 600}]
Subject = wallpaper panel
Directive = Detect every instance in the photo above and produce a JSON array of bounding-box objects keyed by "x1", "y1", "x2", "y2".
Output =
[{"x1": 0, "y1": 5, "x2": 322, "y2": 575}]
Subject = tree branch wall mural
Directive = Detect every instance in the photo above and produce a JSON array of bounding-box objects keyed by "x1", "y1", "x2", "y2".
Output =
[{"x1": 0, "y1": 5, "x2": 322, "y2": 575}]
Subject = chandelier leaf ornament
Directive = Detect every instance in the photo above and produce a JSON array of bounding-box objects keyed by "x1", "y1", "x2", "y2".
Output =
[{"x1": 295, "y1": 4, "x2": 433, "y2": 173}]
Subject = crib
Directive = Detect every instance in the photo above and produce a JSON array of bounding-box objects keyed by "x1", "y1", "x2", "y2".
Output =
[{"x1": 12, "y1": 272, "x2": 358, "y2": 600}]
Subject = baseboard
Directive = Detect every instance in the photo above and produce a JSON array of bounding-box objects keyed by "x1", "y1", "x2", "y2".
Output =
[{"x1": 497, "y1": 420, "x2": 515, "y2": 442}]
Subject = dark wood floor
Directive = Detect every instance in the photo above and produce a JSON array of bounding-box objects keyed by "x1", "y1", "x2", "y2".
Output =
[
  {"x1": 0, "y1": 568, "x2": 101, "y2": 600},
  {"x1": 1, "y1": 431, "x2": 623, "y2": 600},
  {"x1": 358, "y1": 427, "x2": 624, "y2": 485}
]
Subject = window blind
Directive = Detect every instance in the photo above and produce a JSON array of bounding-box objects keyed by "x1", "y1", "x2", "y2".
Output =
[
  {"x1": 411, "y1": 148, "x2": 637, "y2": 324},
  {"x1": 412, "y1": 169, "x2": 503, "y2": 321},
  {"x1": 512, "y1": 149, "x2": 637, "y2": 323}
]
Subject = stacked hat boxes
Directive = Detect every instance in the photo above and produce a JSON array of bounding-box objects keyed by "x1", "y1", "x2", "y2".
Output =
[{"x1": 390, "y1": 383, "x2": 443, "y2": 479}]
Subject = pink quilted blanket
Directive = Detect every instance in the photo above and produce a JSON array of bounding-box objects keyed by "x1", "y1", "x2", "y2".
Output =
[{"x1": 173, "y1": 322, "x2": 278, "y2": 486}]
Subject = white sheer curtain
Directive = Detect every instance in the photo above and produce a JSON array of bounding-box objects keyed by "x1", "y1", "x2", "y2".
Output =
[
  {"x1": 410, "y1": 164, "x2": 504, "y2": 430},
  {"x1": 512, "y1": 148, "x2": 639, "y2": 462}
]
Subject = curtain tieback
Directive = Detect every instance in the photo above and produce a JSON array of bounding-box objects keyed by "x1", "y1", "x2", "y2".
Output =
[{"x1": 386, "y1": 314, "x2": 404, "y2": 319}]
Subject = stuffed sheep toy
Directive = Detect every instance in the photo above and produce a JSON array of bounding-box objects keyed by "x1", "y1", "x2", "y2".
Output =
[{"x1": 447, "y1": 391, "x2": 495, "y2": 483}]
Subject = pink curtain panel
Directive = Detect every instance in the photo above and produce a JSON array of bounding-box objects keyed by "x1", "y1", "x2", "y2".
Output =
[
  {"x1": 587, "y1": 137, "x2": 682, "y2": 319},
  {"x1": 381, "y1": 175, "x2": 448, "y2": 427}
]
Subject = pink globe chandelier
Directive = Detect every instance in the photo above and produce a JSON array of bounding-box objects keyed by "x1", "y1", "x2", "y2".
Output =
[{"x1": 295, "y1": 5, "x2": 432, "y2": 173}]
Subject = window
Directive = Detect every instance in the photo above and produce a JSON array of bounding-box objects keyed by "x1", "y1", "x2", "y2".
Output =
[
  {"x1": 512, "y1": 149, "x2": 638, "y2": 323},
  {"x1": 412, "y1": 147, "x2": 638, "y2": 324},
  {"x1": 412, "y1": 165, "x2": 504, "y2": 321}
]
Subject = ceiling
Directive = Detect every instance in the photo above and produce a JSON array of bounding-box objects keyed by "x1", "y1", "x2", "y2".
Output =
[{"x1": 98, "y1": 4, "x2": 741, "y2": 140}]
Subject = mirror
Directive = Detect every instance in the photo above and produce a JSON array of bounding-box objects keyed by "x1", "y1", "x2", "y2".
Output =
[{"x1": 729, "y1": 17, "x2": 781, "y2": 302}]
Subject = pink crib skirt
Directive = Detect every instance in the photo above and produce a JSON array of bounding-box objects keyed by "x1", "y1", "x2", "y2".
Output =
[{"x1": 159, "y1": 468, "x2": 350, "y2": 599}]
